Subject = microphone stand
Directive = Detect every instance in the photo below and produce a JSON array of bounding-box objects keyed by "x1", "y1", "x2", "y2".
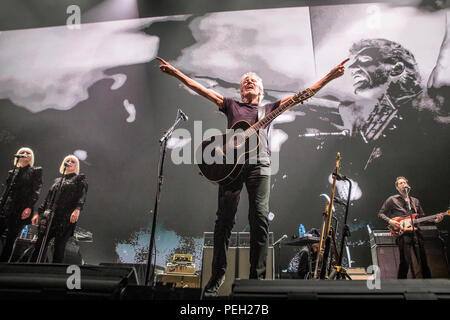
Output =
[
  {"x1": 404, "y1": 187, "x2": 422, "y2": 277},
  {"x1": 145, "y1": 110, "x2": 186, "y2": 286},
  {"x1": 235, "y1": 219, "x2": 241, "y2": 282},
  {"x1": 329, "y1": 173, "x2": 352, "y2": 280},
  {"x1": 36, "y1": 166, "x2": 67, "y2": 263},
  {"x1": 0, "y1": 162, "x2": 21, "y2": 219},
  {"x1": 273, "y1": 235, "x2": 287, "y2": 279}
]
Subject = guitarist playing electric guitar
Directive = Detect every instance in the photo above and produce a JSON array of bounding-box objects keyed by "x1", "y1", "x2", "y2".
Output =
[
  {"x1": 156, "y1": 56, "x2": 348, "y2": 297},
  {"x1": 378, "y1": 176, "x2": 445, "y2": 279}
]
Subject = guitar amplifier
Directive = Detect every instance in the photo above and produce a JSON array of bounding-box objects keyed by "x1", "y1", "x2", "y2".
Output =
[
  {"x1": 166, "y1": 263, "x2": 196, "y2": 275},
  {"x1": 201, "y1": 232, "x2": 274, "y2": 296},
  {"x1": 158, "y1": 273, "x2": 200, "y2": 288},
  {"x1": 370, "y1": 227, "x2": 449, "y2": 279}
]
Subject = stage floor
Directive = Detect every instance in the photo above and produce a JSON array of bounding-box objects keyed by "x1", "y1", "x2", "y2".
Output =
[{"x1": 1, "y1": 262, "x2": 449, "y2": 300}]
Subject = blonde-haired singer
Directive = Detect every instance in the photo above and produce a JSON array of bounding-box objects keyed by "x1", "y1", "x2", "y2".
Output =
[
  {"x1": 0, "y1": 147, "x2": 42, "y2": 262},
  {"x1": 32, "y1": 155, "x2": 88, "y2": 263}
]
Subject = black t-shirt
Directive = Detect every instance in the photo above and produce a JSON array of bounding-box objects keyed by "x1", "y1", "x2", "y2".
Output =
[{"x1": 221, "y1": 98, "x2": 280, "y2": 163}]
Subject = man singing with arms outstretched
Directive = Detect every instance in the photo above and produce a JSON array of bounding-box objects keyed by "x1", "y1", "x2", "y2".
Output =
[{"x1": 156, "y1": 56, "x2": 348, "y2": 297}]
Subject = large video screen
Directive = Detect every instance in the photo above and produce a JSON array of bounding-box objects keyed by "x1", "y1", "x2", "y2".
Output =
[{"x1": 1, "y1": 1, "x2": 449, "y2": 270}]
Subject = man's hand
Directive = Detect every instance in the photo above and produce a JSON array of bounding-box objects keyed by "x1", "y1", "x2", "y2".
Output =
[
  {"x1": 31, "y1": 213, "x2": 39, "y2": 225},
  {"x1": 327, "y1": 58, "x2": 350, "y2": 81},
  {"x1": 389, "y1": 219, "x2": 402, "y2": 230},
  {"x1": 156, "y1": 56, "x2": 177, "y2": 76},
  {"x1": 21, "y1": 208, "x2": 31, "y2": 220},
  {"x1": 435, "y1": 213, "x2": 445, "y2": 223},
  {"x1": 310, "y1": 58, "x2": 349, "y2": 92},
  {"x1": 70, "y1": 209, "x2": 80, "y2": 224},
  {"x1": 155, "y1": 56, "x2": 224, "y2": 108}
]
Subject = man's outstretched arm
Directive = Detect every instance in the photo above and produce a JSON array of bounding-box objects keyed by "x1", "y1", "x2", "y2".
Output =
[
  {"x1": 279, "y1": 58, "x2": 349, "y2": 105},
  {"x1": 156, "y1": 57, "x2": 224, "y2": 109}
]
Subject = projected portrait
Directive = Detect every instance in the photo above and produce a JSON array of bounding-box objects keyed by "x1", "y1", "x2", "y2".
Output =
[{"x1": 349, "y1": 38, "x2": 430, "y2": 144}]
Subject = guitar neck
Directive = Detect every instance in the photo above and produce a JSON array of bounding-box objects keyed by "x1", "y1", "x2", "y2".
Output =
[
  {"x1": 245, "y1": 62, "x2": 346, "y2": 136},
  {"x1": 415, "y1": 212, "x2": 446, "y2": 224},
  {"x1": 250, "y1": 88, "x2": 316, "y2": 133}
]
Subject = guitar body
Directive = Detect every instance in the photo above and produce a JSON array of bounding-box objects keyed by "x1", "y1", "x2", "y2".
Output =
[
  {"x1": 196, "y1": 120, "x2": 260, "y2": 185},
  {"x1": 389, "y1": 214, "x2": 418, "y2": 237}
]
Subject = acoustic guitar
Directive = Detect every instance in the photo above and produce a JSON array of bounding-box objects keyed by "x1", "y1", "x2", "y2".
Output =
[{"x1": 195, "y1": 88, "x2": 316, "y2": 185}]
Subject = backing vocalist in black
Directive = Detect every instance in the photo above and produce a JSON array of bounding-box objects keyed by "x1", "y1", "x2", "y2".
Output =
[
  {"x1": 32, "y1": 155, "x2": 88, "y2": 263},
  {"x1": 0, "y1": 147, "x2": 42, "y2": 262},
  {"x1": 378, "y1": 176, "x2": 444, "y2": 278}
]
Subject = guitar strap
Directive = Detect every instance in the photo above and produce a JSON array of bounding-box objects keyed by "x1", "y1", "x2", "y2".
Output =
[
  {"x1": 258, "y1": 105, "x2": 265, "y2": 122},
  {"x1": 256, "y1": 105, "x2": 265, "y2": 162},
  {"x1": 411, "y1": 199, "x2": 418, "y2": 214}
]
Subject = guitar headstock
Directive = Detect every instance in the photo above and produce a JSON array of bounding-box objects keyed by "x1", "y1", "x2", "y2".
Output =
[
  {"x1": 334, "y1": 152, "x2": 341, "y2": 174},
  {"x1": 292, "y1": 88, "x2": 315, "y2": 105}
]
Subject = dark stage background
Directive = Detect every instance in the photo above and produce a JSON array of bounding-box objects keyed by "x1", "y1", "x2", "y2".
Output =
[{"x1": 0, "y1": 0, "x2": 449, "y2": 271}]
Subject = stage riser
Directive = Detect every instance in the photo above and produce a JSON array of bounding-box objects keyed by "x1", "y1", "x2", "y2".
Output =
[{"x1": 1, "y1": 264, "x2": 449, "y2": 300}]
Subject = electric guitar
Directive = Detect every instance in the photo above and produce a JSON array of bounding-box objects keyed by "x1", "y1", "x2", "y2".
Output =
[{"x1": 388, "y1": 209, "x2": 450, "y2": 237}]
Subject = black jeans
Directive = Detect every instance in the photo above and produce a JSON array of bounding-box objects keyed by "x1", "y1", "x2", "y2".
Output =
[
  {"x1": 210, "y1": 163, "x2": 270, "y2": 281},
  {"x1": 31, "y1": 226, "x2": 73, "y2": 263},
  {"x1": 397, "y1": 231, "x2": 431, "y2": 279}
]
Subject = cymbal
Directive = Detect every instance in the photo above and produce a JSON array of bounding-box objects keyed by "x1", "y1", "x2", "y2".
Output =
[{"x1": 283, "y1": 235, "x2": 320, "y2": 246}]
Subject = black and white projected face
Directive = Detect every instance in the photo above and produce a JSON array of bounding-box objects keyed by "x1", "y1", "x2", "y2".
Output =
[
  {"x1": 0, "y1": 2, "x2": 448, "y2": 268},
  {"x1": 349, "y1": 47, "x2": 390, "y2": 93}
]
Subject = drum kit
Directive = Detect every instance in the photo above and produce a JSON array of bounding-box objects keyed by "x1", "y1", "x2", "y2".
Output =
[{"x1": 282, "y1": 234, "x2": 321, "y2": 247}]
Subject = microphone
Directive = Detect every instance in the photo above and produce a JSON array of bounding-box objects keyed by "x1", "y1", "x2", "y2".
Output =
[
  {"x1": 178, "y1": 109, "x2": 188, "y2": 121},
  {"x1": 14, "y1": 154, "x2": 27, "y2": 158},
  {"x1": 404, "y1": 185, "x2": 411, "y2": 192},
  {"x1": 299, "y1": 130, "x2": 348, "y2": 137},
  {"x1": 63, "y1": 161, "x2": 72, "y2": 167},
  {"x1": 273, "y1": 234, "x2": 288, "y2": 246}
]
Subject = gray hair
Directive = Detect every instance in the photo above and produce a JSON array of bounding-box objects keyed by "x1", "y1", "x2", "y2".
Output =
[{"x1": 240, "y1": 72, "x2": 264, "y2": 103}]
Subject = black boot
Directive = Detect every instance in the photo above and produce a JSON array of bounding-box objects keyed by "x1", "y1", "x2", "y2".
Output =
[{"x1": 202, "y1": 273, "x2": 225, "y2": 298}]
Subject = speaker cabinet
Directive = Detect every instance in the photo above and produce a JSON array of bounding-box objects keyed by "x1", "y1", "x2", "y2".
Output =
[
  {"x1": 370, "y1": 228, "x2": 449, "y2": 279},
  {"x1": 371, "y1": 243, "x2": 413, "y2": 279},
  {"x1": 0, "y1": 263, "x2": 139, "y2": 299},
  {"x1": 100, "y1": 263, "x2": 149, "y2": 285},
  {"x1": 423, "y1": 237, "x2": 450, "y2": 278},
  {"x1": 201, "y1": 232, "x2": 274, "y2": 296}
]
